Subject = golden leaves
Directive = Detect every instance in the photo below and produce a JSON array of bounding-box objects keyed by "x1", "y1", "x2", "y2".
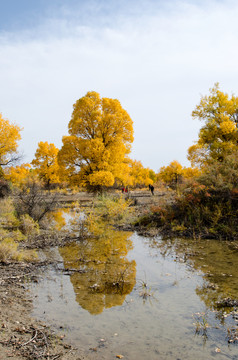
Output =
[
  {"x1": 157, "y1": 160, "x2": 201, "y2": 186},
  {"x1": 0, "y1": 113, "x2": 22, "y2": 165},
  {"x1": 127, "y1": 159, "x2": 153, "y2": 187},
  {"x1": 158, "y1": 160, "x2": 183, "y2": 184},
  {"x1": 58, "y1": 92, "x2": 134, "y2": 190},
  {"x1": 4, "y1": 163, "x2": 32, "y2": 186},
  {"x1": 31, "y1": 141, "x2": 61, "y2": 187},
  {"x1": 189, "y1": 83, "x2": 238, "y2": 167},
  {"x1": 88, "y1": 171, "x2": 115, "y2": 187},
  {"x1": 220, "y1": 120, "x2": 236, "y2": 135}
]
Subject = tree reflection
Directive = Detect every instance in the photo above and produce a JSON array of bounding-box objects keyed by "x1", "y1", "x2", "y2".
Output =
[
  {"x1": 147, "y1": 237, "x2": 238, "y2": 311},
  {"x1": 59, "y1": 229, "x2": 136, "y2": 314}
]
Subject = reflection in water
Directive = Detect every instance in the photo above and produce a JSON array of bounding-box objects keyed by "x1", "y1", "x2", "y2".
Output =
[
  {"x1": 59, "y1": 229, "x2": 136, "y2": 314},
  {"x1": 31, "y1": 233, "x2": 238, "y2": 360},
  {"x1": 147, "y1": 237, "x2": 238, "y2": 311}
]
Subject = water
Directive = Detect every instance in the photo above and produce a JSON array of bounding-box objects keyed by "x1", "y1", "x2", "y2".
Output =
[{"x1": 29, "y1": 233, "x2": 238, "y2": 359}]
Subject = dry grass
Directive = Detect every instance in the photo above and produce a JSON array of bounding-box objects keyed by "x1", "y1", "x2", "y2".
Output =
[{"x1": 0, "y1": 238, "x2": 37, "y2": 262}]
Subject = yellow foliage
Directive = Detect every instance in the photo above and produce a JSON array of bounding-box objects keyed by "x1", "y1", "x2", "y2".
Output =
[
  {"x1": 126, "y1": 159, "x2": 153, "y2": 187},
  {"x1": 88, "y1": 171, "x2": 114, "y2": 187},
  {"x1": 188, "y1": 83, "x2": 238, "y2": 166},
  {"x1": 157, "y1": 161, "x2": 200, "y2": 186},
  {"x1": 182, "y1": 166, "x2": 201, "y2": 179},
  {"x1": 158, "y1": 160, "x2": 183, "y2": 184},
  {"x1": 4, "y1": 163, "x2": 32, "y2": 187},
  {"x1": 58, "y1": 91, "x2": 134, "y2": 191},
  {"x1": 32, "y1": 141, "x2": 60, "y2": 187},
  {"x1": 0, "y1": 113, "x2": 22, "y2": 167},
  {"x1": 220, "y1": 120, "x2": 236, "y2": 135}
]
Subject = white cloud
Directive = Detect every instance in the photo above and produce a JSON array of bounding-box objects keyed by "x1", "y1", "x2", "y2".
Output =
[{"x1": 1, "y1": 0, "x2": 238, "y2": 170}]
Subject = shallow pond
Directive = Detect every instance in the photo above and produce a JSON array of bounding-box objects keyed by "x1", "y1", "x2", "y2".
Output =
[{"x1": 29, "y1": 232, "x2": 238, "y2": 359}]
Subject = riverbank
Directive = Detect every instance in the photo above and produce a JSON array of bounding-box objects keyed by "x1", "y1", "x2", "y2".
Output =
[
  {"x1": 0, "y1": 189, "x2": 168, "y2": 359},
  {"x1": 0, "y1": 258, "x2": 87, "y2": 360},
  {"x1": 1, "y1": 188, "x2": 237, "y2": 359}
]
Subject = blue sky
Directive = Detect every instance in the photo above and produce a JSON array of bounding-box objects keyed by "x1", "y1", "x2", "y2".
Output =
[
  {"x1": 1, "y1": 0, "x2": 238, "y2": 171},
  {"x1": 0, "y1": 0, "x2": 168, "y2": 33}
]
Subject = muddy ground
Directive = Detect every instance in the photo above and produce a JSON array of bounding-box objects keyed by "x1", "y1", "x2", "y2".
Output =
[
  {"x1": 0, "y1": 260, "x2": 86, "y2": 360},
  {"x1": 0, "y1": 190, "x2": 166, "y2": 359}
]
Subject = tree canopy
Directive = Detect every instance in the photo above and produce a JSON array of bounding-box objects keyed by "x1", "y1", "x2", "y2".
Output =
[
  {"x1": 58, "y1": 91, "x2": 134, "y2": 191},
  {"x1": 32, "y1": 141, "x2": 60, "y2": 188},
  {"x1": 157, "y1": 160, "x2": 200, "y2": 188},
  {"x1": 188, "y1": 83, "x2": 238, "y2": 167},
  {"x1": 4, "y1": 163, "x2": 32, "y2": 187},
  {"x1": 0, "y1": 113, "x2": 22, "y2": 171},
  {"x1": 126, "y1": 159, "x2": 154, "y2": 188},
  {"x1": 157, "y1": 160, "x2": 183, "y2": 187}
]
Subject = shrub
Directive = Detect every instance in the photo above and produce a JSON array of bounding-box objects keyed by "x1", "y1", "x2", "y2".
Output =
[
  {"x1": 0, "y1": 238, "x2": 19, "y2": 262},
  {"x1": 20, "y1": 214, "x2": 40, "y2": 237},
  {"x1": 68, "y1": 194, "x2": 134, "y2": 239},
  {"x1": 0, "y1": 197, "x2": 19, "y2": 228},
  {"x1": 93, "y1": 194, "x2": 134, "y2": 225},
  {"x1": 0, "y1": 179, "x2": 11, "y2": 198},
  {"x1": 147, "y1": 181, "x2": 238, "y2": 239},
  {"x1": 0, "y1": 238, "x2": 37, "y2": 262},
  {"x1": 13, "y1": 180, "x2": 58, "y2": 222}
]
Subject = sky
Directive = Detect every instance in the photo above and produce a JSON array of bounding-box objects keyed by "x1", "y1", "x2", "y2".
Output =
[{"x1": 1, "y1": 0, "x2": 238, "y2": 171}]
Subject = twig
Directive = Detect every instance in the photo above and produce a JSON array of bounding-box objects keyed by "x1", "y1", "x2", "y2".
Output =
[
  {"x1": 52, "y1": 354, "x2": 63, "y2": 360},
  {"x1": 20, "y1": 329, "x2": 38, "y2": 347},
  {"x1": 2, "y1": 271, "x2": 36, "y2": 280},
  {"x1": 41, "y1": 329, "x2": 49, "y2": 349}
]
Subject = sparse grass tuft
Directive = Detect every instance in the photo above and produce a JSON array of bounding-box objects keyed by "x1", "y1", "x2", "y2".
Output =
[
  {"x1": 193, "y1": 313, "x2": 210, "y2": 336},
  {"x1": 0, "y1": 238, "x2": 37, "y2": 262}
]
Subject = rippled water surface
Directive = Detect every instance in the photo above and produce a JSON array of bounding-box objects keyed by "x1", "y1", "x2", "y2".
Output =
[{"x1": 30, "y1": 232, "x2": 238, "y2": 359}]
